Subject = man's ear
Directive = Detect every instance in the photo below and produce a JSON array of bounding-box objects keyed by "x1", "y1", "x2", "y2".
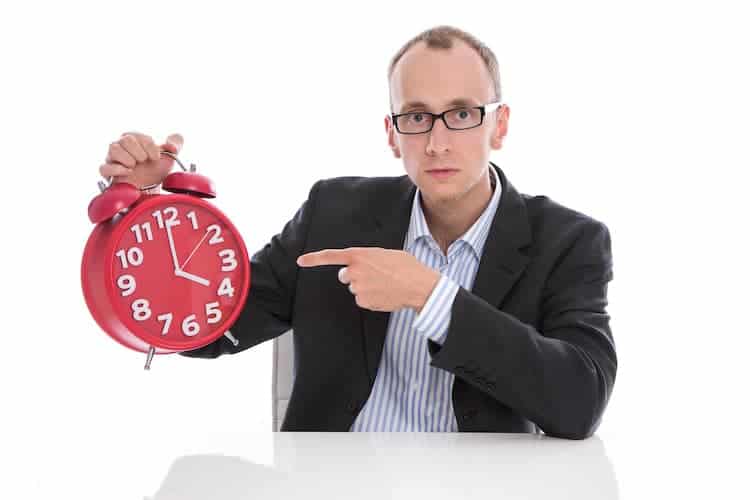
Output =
[
  {"x1": 385, "y1": 115, "x2": 402, "y2": 158},
  {"x1": 490, "y1": 105, "x2": 510, "y2": 150}
]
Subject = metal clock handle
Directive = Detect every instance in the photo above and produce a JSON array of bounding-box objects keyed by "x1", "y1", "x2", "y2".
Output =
[
  {"x1": 98, "y1": 150, "x2": 195, "y2": 193},
  {"x1": 143, "y1": 331, "x2": 240, "y2": 370}
]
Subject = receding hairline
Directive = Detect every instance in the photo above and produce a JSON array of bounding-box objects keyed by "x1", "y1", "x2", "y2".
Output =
[{"x1": 387, "y1": 25, "x2": 502, "y2": 110}]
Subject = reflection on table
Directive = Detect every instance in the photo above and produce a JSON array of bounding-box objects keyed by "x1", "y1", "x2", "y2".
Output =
[{"x1": 146, "y1": 432, "x2": 618, "y2": 500}]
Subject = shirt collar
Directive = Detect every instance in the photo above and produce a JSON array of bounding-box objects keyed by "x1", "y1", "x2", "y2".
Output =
[{"x1": 405, "y1": 164, "x2": 503, "y2": 260}]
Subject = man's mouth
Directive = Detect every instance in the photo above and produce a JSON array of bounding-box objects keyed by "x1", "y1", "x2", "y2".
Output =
[{"x1": 426, "y1": 169, "x2": 459, "y2": 178}]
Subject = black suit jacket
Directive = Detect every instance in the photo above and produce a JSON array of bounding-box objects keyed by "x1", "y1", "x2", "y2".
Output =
[{"x1": 181, "y1": 162, "x2": 616, "y2": 439}]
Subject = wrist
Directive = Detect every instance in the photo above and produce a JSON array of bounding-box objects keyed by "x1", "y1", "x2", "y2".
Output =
[
  {"x1": 140, "y1": 183, "x2": 161, "y2": 195},
  {"x1": 413, "y1": 268, "x2": 441, "y2": 313}
]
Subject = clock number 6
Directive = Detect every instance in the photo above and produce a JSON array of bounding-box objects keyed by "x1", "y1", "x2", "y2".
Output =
[{"x1": 182, "y1": 314, "x2": 200, "y2": 336}]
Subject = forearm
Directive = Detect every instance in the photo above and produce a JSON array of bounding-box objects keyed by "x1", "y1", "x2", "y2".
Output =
[
  {"x1": 180, "y1": 180, "x2": 321, "y2": 359},
  {"x1": 428, "y1": 286, "x2": 616, "y2": 440}
]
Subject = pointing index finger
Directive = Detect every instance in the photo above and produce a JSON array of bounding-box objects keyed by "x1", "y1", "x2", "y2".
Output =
[{"x1": 297, "y1": 248, "x2": 353, "y2": 267}]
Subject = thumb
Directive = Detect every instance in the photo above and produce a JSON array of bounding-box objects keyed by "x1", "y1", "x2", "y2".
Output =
[{"x1": 161, "y1": 133, "x2": 184, "y2": 154}]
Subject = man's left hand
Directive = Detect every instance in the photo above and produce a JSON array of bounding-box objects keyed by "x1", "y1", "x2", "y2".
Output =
[{"x1": 297, "y1": 247, "x2": 441, "y2": 313}]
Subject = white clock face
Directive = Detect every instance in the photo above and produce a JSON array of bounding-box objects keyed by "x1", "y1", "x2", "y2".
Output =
[{"x1": 109, "y1": 200, "x2": 248, "y2": 348}]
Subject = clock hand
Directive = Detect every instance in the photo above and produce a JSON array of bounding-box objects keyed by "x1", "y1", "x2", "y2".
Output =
[
  {"x1": 164, "y1": 219, "x2": 210, "y2": 286},
  {"x1": 164, "y1": 222, "x2": 180, "y2": 272},
  {"x1": 175, "y1": 269, "x2": 210, "y2": 287},
  {"x1": 179, "y1": 229, "x2": 210, "y2": 271}
]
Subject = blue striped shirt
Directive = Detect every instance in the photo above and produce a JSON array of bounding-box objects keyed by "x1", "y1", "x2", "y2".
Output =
[{"x1": 350, "y1": 165, "x2": 502, "y2": 431}]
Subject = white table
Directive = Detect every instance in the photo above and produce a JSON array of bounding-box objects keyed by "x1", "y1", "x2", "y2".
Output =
[{"x1": 144, "y1": 432, "x2": 617, "y2": 499}]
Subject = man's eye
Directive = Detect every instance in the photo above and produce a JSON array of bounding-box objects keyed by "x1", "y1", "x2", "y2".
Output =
[{"x1": 410, "y1": 113, "x2": 424, "y2": 122}]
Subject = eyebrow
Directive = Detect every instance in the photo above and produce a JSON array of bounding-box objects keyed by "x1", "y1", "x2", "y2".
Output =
[{"x1": 398, "y1": 98, "x2": 480, "y2": 114}]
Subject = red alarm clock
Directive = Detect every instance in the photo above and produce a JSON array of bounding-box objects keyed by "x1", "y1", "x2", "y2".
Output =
[{"x1": 81, "y1": 151, "x2": 251, "y2": 369}]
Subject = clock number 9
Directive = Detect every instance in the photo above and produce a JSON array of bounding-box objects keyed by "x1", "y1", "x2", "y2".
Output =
[{"x1": 117, "y1": 274, "x2": 136, "y2": 296}]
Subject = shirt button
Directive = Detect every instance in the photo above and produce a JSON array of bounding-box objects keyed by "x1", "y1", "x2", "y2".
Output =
[{"x1": 411, "y1": 382, "x2": 419, "y2": 392}]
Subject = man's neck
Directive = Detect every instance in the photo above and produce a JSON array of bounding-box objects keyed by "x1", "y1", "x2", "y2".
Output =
[{"x1": 421, "y1": 167, "x2": 495, "y2": 256}]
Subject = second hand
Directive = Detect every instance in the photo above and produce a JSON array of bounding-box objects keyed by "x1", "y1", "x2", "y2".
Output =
[{"x1": 179, "y1": 229, "x2": 211, "y2": 271}]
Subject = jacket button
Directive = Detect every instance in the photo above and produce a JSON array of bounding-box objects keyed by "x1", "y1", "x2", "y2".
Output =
[
  {"x1": 462, "y1": 409, "x2": 478, "y2": 421},
  {"x1": 347, "y1": 400, "x2": 360, "y2": 415}
]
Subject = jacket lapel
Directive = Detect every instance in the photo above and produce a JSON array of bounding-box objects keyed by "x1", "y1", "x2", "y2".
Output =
[
  {"x1": 470, "y1": 163, "x2": 532, "y2": 310},
  {"x1": 357, "y1": 175, "x2": 415, "y2": 383},
  {"x1": 358, "y1": 162, "x2": 532, "y2": 385}
]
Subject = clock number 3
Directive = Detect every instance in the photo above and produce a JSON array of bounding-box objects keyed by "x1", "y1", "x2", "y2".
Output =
[{"x1": 219, "y1": 249, "x2": 237, "y2": 271}]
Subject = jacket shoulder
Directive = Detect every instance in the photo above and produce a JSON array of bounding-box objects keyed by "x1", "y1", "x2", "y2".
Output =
[
  {"x1": 522, "y1": 193, "x2": 610, "y2": 237},
  {"x1": 521, "y1": 193, "x2": 613, "y2": 282},
  {"x1": 311, "y1": 174, "x2": 410, "y2": 213}
]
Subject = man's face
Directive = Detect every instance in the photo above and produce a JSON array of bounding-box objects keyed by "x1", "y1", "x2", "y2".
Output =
[{"x1": 386, "y1": 40, "x2": 510, "y2": 206}]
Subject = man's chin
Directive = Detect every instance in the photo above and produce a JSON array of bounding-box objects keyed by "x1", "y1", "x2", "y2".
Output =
[{"x1": 421, "y1": 185, "x2": 463, "y2": 205}]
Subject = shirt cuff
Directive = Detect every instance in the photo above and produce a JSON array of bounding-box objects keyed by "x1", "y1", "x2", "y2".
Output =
[{"x1": 412, "y1": 274, "x2": 460, "y2": 345}]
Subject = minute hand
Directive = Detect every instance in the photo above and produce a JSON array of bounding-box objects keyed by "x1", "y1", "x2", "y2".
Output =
[{"x1": 164, "y1": 221, "x2": 181, "y2": 272}]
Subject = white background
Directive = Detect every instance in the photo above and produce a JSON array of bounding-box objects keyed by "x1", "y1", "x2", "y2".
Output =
[{"x1": 1, "y1": 0, "x2": 748, "y2": 498}]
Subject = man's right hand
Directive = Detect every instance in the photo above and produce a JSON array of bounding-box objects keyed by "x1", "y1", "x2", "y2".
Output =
[{"x1": 98, "y1": 132, "x2": 184, "y2": 189}]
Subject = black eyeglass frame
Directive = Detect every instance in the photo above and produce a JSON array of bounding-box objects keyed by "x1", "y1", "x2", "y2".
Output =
[{"x1": 391, "y1": 101, "x2": 504, "y2": 134}]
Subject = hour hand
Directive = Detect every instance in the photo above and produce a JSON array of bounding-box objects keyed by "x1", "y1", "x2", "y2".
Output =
[{"x1": 175, "y1": 269, "x2": 210, "y2": 287}]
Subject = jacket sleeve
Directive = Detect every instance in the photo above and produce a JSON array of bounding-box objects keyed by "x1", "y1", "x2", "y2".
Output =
[
  {"x1": 179, "y1": 180, "x2": 321, "y2": 359},
  {"x1": 426, "y1": 220, "x2": 616, "y2": 439}
]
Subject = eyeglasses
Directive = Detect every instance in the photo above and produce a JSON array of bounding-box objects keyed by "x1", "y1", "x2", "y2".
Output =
[{"x1": 391, "y1": 101, "x2": 503, "y2": 134}]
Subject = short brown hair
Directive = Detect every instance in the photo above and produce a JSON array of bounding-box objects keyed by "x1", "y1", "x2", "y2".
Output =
[{"x1": 387, "y1": 25, "x2": 502, "y2": 110}]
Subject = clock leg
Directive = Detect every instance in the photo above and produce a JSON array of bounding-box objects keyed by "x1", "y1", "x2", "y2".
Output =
[
  {"x1": 144, "y1": 346, "x2": 156, "y2": 370},
  {"x1": 224, "y1": 330, "x2": 239, "y2": 347}
]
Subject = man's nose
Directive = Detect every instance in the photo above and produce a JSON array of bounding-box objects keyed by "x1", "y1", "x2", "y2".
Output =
[{"x1": 426, "y1": 117, "x2": 451, "y2": 154}]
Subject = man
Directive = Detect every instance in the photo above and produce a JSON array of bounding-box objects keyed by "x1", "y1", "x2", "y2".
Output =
[{"x1": 99, "y1": 26, "x2": 615, "y2": 439}]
